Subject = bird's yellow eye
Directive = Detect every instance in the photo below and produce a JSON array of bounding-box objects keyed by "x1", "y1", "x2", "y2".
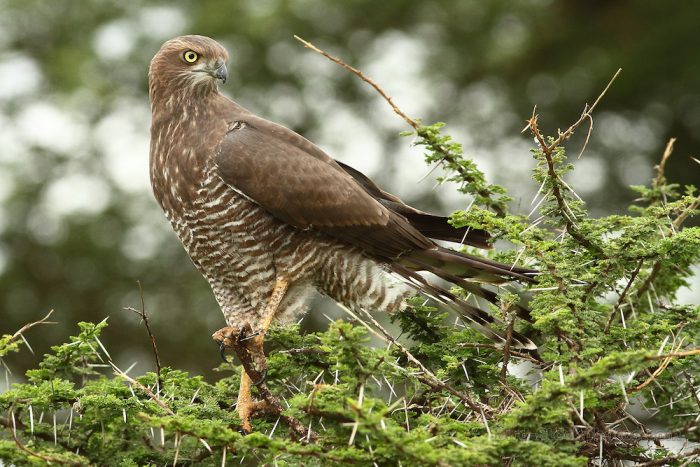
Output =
[{"x1": 183, "y1": 50, "x2": 198, "y2": 63}]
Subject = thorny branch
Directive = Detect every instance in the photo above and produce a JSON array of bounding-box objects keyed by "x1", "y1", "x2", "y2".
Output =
[
  {"x1": 5, "y1": 309, "x2": 56, "y2": 353},
  {"x1": 341, "y1": 305, "x2": 491, "y2": 415},
  {"x1": 458, "y1": 342, "x2": 543, "y2": 365},
  {"x1": 524, "y1": 69, "x2": 621, "y2": 254},
  {"x1": 527, "y1": 115, "x2": 602, "y2": 254},
  {"x1": 0, "y1": 413, "x2": 78, "y2": 464},
  {"x1": 111, "y1": 361, "x2": 221, "y2": 457}
]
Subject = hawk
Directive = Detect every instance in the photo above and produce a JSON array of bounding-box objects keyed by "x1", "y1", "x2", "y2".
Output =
[{"x1": 148, "y1": 35, "x2": 536, "y2": 431}]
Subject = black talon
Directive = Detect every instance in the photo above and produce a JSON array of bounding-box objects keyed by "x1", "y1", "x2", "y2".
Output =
[
  {"x1": 252, "y1": 368, "x2": 267, "y2": 386},
  {"x1": 219, "y1": 341, "x2": 229, "y2": 362}
]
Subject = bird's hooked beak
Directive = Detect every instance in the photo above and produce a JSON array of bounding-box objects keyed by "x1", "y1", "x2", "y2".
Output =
[{"x1": 211, "y1": 60, "x2": 228, "y2": 84}]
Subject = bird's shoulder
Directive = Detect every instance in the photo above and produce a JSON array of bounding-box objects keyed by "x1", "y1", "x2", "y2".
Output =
[{"x1": 220, "y1": 109, "x2": 337, "y2": 168}]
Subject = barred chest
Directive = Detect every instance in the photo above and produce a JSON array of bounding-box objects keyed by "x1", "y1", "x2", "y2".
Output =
[{"x1": 168, "y1": 166, "x2": 283, "y2": 314}]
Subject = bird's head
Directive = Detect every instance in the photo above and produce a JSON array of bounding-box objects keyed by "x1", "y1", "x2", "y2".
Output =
[{"x1": 149, "y1": 35, "x2": 229, "y2": 99}]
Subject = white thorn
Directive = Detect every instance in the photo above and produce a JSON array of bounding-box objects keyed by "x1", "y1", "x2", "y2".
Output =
[
  {"x1": 199, "y1": 438, "x2": 212, "y2": 453},
  {"x1": 190, "y1": 387, "x2": 201, "y2": 405},
  {"x1": 348, "y1": 422, "x2": 359, "y2": 446},
  {"x1": 559, "y1": 365, "x2": 565, "y2": 386},
  {"x1": 268, "y1": 417, "x2": 280, "y2": 439},
  {"x1": 480, "y1": 407, "x2": 491, "y2": 440}
]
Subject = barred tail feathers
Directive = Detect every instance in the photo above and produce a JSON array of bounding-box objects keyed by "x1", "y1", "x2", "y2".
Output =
[{"x1": 390, "y1": 264, "x2": 537, "y2": 350}]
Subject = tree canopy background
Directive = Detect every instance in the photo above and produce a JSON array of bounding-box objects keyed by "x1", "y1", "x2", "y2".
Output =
[{"x1": 1, "y1": 0, "x2": 698, "y2": 381}]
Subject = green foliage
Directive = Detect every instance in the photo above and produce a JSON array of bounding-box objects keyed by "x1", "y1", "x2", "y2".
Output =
[
  {"x1": 0, "y1": 335, "x2": 22, "y2": 360},
  {"x1": 409, "y1": 122, "x2": 511, "y2": 216},
  {"x1": 2, "y1": 119, "x2": 699, "y2": 465}
]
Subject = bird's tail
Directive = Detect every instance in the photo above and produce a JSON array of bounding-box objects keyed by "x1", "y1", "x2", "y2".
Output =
[
  {"x1": 402, "y1": 246, "x2": 538, "y2": 284},
  {"x1": 390, "y1": 263, "x2": 537, "y2": 350}
]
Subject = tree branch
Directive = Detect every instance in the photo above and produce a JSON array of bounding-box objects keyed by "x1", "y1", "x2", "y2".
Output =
[{"x1": 124, "y1": 281, "x2": 162, "y2": 390}]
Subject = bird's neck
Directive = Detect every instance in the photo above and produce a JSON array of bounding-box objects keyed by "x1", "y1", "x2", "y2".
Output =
[
  {"x1": 150, "y1": 84, "x2": 218, "y2": 124},
  {"x1": 149, "y1": 88, "x2": 231, "y2": 210}
]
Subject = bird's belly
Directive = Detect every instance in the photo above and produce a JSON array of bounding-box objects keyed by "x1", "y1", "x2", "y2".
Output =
[
  {"x1": 166, "y1": 170, "x2": 412, "y2": 327},
  {"x1": 167, "y1": 173, "x2": 281, "y2": 320}
]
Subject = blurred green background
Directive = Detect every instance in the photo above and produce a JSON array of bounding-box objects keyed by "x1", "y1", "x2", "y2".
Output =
[{"x1": 1, "y1": 0, "x2": 698, "y2": 381}]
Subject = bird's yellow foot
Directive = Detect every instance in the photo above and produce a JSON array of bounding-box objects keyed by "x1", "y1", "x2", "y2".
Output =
[
  {"x1": 212, "y1": 325, "x2": 269, "y2": 432},
  {"x1": 237, "y1": 387, "x2": 274, "y2": 433}
]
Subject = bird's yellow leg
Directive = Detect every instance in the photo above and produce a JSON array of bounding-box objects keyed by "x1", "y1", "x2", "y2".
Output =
[
  {"x1": 254, "y1": 276, "x2": 289, "y2": 349},
  {"x1": 237, "y1": 369, "x2": 255, "y2": 432},
  {"x1": 237, "y1": 276, "x2": 289, "y2": 432}
]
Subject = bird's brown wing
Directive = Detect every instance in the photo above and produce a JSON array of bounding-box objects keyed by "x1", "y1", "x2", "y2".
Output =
[
  {"x1": 334, "y1": 160, "x2": 492, "y2": 248},
  {"x1": 214, "y1": 117, "x2": 434, "y2": 258}
]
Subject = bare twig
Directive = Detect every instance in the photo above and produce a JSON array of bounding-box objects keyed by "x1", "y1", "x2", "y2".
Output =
[
  {"x1": 599, "y1": 419, "x2": 697, "y2": 441},
  {"x1": 6, "y1": 309, "x2": 56, "y2": 347},
  {"x1": 457, "y1": 342, "x2": 544, "y2": 365},
  {"x1": 294, "y1": 35, "x2": 417, "y2": 130},
  {"x1": 631, "y1": 343, "x2": 700, "y2": 393},
  {"x1": 633, "y1": 355, "x2": 675, "y2": 393},
  {"x1": 654, "y1": 138, "x2": 676, "y2": 189},
  {"x1": 279, "y1": 348, "x2": 329, "y2": 356},
  {"x1": 576, "y1": 113, "x2": 594, "y2": 159},
  {"x1": 549, "y1": 68, "x2": 622, "y2": 151},
  {"x1": 294, "y1": 35, "x2": 506, "y2": 216},
  {"x1": 652, "y1": 347, "x2": 700, "y2": 360},
  {"x1": 124, "y1": 281, "x2": 162, "y2": 389}
]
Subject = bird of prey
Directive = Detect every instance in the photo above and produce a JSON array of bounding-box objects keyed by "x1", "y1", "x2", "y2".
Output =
[{"x1": 148, "y1": 35, "x2": 536, "y2": 432}]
